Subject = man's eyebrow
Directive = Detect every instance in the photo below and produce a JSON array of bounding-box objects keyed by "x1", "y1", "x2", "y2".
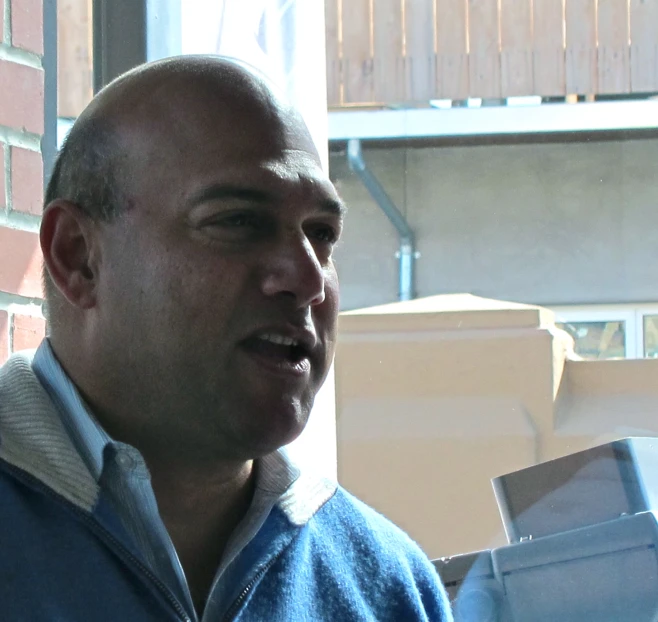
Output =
[
  {"x1": 190, "y1": 185, "x2": 273, "y2": 206},
  {"x1": 320, "y1": 198, "x2": 347, "y2": 218},
  {"x1": 190, "y1": 184, "x2": 347, "y2": 217}
]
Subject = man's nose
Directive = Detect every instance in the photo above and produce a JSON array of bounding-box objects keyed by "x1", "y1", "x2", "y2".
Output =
[{"x1": 260, "y1": 235, "x2": 326, "y2": 307}]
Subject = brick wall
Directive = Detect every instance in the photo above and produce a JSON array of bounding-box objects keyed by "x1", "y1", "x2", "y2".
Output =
[{"x1": 0, "y1": 0, "x2": 47, "y2": 364}]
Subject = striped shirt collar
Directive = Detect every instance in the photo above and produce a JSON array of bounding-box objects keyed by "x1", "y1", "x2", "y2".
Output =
[{"x1": 32, "y1": 339, "x2": 111, "y2": 483}]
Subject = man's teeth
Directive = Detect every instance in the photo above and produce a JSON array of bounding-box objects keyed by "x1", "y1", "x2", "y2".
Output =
[{"x1": 258, "y1": 333, "x2": 299, "y2": 347}]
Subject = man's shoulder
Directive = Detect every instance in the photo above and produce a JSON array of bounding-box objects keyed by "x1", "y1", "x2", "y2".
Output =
[
  {"x1": 0, "y1": 349, "x2": 100, "y2": 512},
  {"x1": 289, "y1": 484, "x2": 453, "y2": 620},
  {"x1": 319, "y1": 486, "x2": 412, "y2": 537},
  {"x1": 0, "y1": 350, "x2": 49, "y2": 427},
  {"x1": 0, "y1": 350, "x2": 39, "y2": 394},
  {"x1": 316, "y1": 486, "x2": 438, "y2": 574},
  {"x1": 0, "y1": 349, "x2": 36, "y2": 375},
  {"x1": 0, "y1": 350, "x2": 41, "y2": 421}
]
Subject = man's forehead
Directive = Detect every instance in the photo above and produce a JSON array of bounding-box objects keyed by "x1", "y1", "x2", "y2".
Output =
[
  {"x1": 187, "y1": 151, "x2": 343, "y2": 211},
  {"x1": 131, "y1": 98, "x2": 324, "y2": 177},
  {"x1": 125, "y1": 82, "x2": 315, "y2": 163},
  {"x1": 94, "y1": 56, "x2": 302, "y2": 153},
  {"x1": 260, "y1": 150, "x2": 325, "y2": 181},
  {"x1": 85, "y1": 57, "x2": 336, "y2": 207}
]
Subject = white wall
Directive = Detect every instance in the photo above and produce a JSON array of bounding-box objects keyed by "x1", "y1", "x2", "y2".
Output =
[{"x1": 331, "y1": 137, "x2": 658, "y2": 311}]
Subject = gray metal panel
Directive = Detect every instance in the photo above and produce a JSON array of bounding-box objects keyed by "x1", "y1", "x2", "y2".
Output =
[
  {"x1": 92, "y1": 0, "x2": 181, "y2": 92},
  {"x1": 328, "y1": 102, "x2": 658, "y2": 141},
  {"x1": 93, "y1": 0, "x2": 146, "y2": 92},
  {"x1": 439, "y1": 513, "x2": 658, "y2": 621},
  {"x1": 497, "y1": 513, "x2": 658, "y2": 622},
  {"x1": 491, "y1": 438, "x2": 658, "y2": 542},
  {"x1": 42, "y1": 0, "x2": 58, "y2": 183}
]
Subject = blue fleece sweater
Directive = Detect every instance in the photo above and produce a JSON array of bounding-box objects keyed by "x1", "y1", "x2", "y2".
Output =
[
  {"x1": 235, "y1": 489, "x2": 451, "y2": 621},
  {"x1": 0, "y1": 352, "x2": 453, "y2": 621}
]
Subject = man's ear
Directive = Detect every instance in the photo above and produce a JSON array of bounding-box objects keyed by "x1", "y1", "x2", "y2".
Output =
[{"x1": 40, "y1": 200, "x2": 101, "y2": 310}]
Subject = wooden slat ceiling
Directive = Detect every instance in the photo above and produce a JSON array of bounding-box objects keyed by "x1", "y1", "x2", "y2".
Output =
[{"x1": 328, "y1": 0, "x2": 658, "y2": 107}]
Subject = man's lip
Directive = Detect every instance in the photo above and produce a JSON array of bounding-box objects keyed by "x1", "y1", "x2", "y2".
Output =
[
  {"x1": 239, "y1": 345, "x2": 312, "y2": 378},
  {"x1": 241, "y1": 325, "x2": 319, "y2": 356}
]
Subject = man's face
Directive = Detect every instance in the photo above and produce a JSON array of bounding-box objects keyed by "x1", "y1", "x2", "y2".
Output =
[{"x1": 94, "y1": 89, "x2": 344, "y2": 459}]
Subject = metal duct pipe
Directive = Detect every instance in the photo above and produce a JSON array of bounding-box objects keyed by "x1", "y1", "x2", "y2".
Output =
[{"x1": 346, "y1": 139, "x2": 416, "y2": 301}]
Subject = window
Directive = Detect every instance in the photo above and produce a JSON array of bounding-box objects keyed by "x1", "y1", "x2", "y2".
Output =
[
  {"x1": 558, "y1": 320, "x2": 626, "y2": 360},
  {"x1": 643, "y1": 315, "x2": 658, "y2": 358},
  {"x1": 552, "y1": 305, "x2": 658, "y2": 360}
]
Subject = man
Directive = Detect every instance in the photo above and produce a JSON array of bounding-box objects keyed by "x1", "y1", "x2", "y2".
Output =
[{"x1": 0, "y1": 56, "x2": 452, "y2": 621}]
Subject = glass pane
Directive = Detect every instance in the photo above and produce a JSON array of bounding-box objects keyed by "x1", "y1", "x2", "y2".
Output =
[
  {"x1": 557, "y1": 321, "x2": 626, "y2": 360},
  {"x1": 644, "y1": 316, "x2": 658, "y2": 358}
]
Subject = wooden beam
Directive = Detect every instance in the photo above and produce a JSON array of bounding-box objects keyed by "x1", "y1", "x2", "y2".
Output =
[
  {"x1": 57, "y1": 0, "x2": 93, "y2": 118},
  {"x1": 468, "y1": 0, "x2": 501, "y2": 98},
  {"x1": 630, "y1": 0, "x2": 658, "y2": 92},
  {"x1": 597, "y1": 0, "x2": 630, "y2": 94},
  {"x1": 533, "y1": 0, "x2": 566, "y2": 96},
  {"x1": 325, "y1": 0, "x2": 342, "y2": 106},
  {"x1": 500, "y1": 0, "x2": 533, "y2": 96},
  {"x1": 436, "y1": 0, "x2": 469, "y2": 99},
  {"x1": 372, "y1": 0, "x2": 405, "y2": 103},
  {"x1": 565, "y1": 0, "x2": 598, "y2": 95},
  {"x1": 341, "y1": 0, "x2": 374, "y2": 103},
  {"x1": 405, "y1": 0, "x2": 436, "y2": 101}
]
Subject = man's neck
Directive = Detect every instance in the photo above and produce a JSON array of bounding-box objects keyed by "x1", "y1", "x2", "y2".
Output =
[{"x1": 148, "y1": 458, "x2": 256, "y2": 614}]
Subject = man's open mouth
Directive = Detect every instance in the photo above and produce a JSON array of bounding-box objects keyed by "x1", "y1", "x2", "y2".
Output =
[{"x1": 241, "y1": 333, "x2": 312, "y2": 370}]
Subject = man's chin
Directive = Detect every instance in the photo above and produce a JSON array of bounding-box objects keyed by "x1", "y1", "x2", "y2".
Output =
[{"x1": 237, "y1": 400, "x2": 310, "y2": 457}]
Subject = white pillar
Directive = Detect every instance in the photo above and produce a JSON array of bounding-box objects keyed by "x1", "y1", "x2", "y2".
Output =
[{"x1": 181, "y1": 0, "x2": 337, "y2": 479}]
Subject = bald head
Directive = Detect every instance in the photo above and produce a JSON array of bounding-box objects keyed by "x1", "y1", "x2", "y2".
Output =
[
  {"x1": 47, "y1": 56, "x2": 312, "y2": 219},
  {"x1": 43, "y1": 56, "x2": 318, "y2": 317},
  {"x1": 85, "y1": 56, "x2": 291, "y2": 125},
  {"x1": 39, "y1": 55, "x2": 342, "y2": 461}
]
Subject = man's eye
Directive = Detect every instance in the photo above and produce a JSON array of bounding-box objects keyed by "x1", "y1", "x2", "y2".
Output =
[
  {"x1": 216, "y1": 213, "x2": 258, "y2": 228},
  {"x1": 197, "y1": 211, "x2": 268, "y2": 241},
  {"x1": 310, "y1": 225, "x2": 339, "y2": 244},
  {"x1": 200, "y1": 212, "x2": 265, "y2": 233}
]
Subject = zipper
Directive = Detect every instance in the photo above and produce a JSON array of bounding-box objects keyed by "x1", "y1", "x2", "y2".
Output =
[
  {"x1": 1, "y1": 461, "x2": 193, "y2": 622},
  {"x1": 79, "y1": 512, "x2": 193, "y2": 622},
  {"x1": 220, "y1": 555, "x2": 280, "y2": 622}
]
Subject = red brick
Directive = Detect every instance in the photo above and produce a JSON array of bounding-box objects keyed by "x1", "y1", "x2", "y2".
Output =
[
  {"x1": 0, "y1": 226, "x2": 43, "y2": 298},
  {"x1": 0, "y1": 148, "x2": 5, "y2": 210},
  {"x1": 0, "y1": 61, "x2": 44, "y2": 135},
  {"x1": 12, "y1": 313, "x2": 45, "y2": 351},
  {"x1": 11, "y1": 0, "x2": 43, "y2": 55},
  {"x1": 0, "y1": 310, "x2": 8, "y2": 363},
  {"x1": 11, "y1": 146, "x2": 42, "y2": 215}
]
